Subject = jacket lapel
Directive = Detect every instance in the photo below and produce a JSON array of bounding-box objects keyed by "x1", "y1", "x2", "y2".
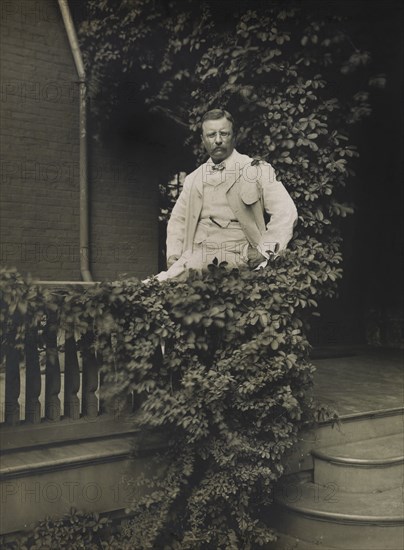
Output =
[
  {"x1": 193, "y1": 165, "x2": 204, "y2": 196},
  {"x1": 191, "y1": 150, "x2": 253, "y2": 212},
  {"x1": 223, "y1": 150, "x2": 251, "y2": 194}
]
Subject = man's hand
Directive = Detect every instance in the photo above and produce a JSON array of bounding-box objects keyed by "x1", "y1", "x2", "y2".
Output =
[
  {"x1": 247, "y1": 246, "x2": 267, "y2": 269},
  {"x1": 167, "y1": 255, "x2": 180, "y2": 269}
]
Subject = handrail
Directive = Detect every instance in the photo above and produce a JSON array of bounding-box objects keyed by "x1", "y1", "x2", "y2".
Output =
[{"x1": 32, "y1": 281, "x2": 99, "y2": 286}]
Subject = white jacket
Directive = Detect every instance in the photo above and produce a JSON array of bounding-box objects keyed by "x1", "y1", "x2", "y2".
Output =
[{"x1": 166, "y1": 149, "x2": 298, "y2": 260}]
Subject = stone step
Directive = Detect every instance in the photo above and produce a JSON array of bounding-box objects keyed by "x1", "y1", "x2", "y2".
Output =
[
  {"x1": 282, "y1": 407, "x2": 404, "y2": 475},
  {"x1": 312, "y1": 433, "x2": 404, "y2": 492},
  {"x1": 0, "y1": 432, "x2": 168, "y2": 534},
  {"x1": 264, "y1": 531, "x2": 341, "y2": 550},
  {"x1": 272, "y1": 473, "x2": 404, "y2": 549}
]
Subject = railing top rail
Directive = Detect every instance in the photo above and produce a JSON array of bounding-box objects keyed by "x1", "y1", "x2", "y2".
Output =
[
  {"x1": 33, "y1": 281, "x2": 101, "y2": 286},
  {"x1": 4, "y1": 280, "x2": 144, "y2": 287}
]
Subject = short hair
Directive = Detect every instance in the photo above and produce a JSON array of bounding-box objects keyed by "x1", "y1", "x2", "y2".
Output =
[{"x1": 201, "y1": 109, "x2": 236, "y2": 134}]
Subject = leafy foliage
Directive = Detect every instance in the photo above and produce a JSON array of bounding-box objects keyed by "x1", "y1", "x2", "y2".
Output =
[
  {"x1": 1, "y1": 509, "x2": 134, "y2": 550},
  {"x1": 1, "y1": 1, "x2": 377, "y2": 547},
  {"x1": 78, "y1": 0, "x2": 378, "y2": 290},
  {"x1": 98, "y1": 266, "x2": 317, "y2": 549},
  {"x1": 1, "y1": 250, "x2": 340, "y2": 548}
]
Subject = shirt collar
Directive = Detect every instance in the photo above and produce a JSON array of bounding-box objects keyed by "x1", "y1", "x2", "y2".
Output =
[{"x1": 207, "y1": 148, "x2": 238, "y2": 170}]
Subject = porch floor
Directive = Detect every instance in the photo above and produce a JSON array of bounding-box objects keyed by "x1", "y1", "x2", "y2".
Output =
[{"x1": 312, "y1": 345, "x2": 404, "y2": 417}]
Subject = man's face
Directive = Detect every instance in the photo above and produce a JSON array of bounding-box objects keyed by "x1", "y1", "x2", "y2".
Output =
[{"x1": 202, "y1": 117, "x2": 235, "y2": 163}]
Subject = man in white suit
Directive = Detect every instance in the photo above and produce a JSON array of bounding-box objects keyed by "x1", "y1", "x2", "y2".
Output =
[{"x1": 157, "y1": 108, "x2": 297, "y2": 281}]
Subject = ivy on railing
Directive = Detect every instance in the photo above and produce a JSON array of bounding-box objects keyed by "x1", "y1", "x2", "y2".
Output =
[
  {"x1": 1, "y1": 243, "x2": 340, "y2": 548},
  {"x1": 0, "y1": 270, "x2": 104, "y2": 424}
]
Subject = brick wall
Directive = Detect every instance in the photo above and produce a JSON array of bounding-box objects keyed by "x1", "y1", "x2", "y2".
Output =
[
  {"x1": 90, "y1": 139, "x2": 159, "y2": 281},
  {"x1": 0, "y1": 0, "x2": 81, "y2": 280},
  {"x1": 0, "y1": 0, "x2": 159, "y2": 281}
]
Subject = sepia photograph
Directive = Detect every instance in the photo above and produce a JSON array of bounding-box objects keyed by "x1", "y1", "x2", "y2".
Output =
[{"x1": 0, "y1": 0, "x2": 403, "y2": 548}]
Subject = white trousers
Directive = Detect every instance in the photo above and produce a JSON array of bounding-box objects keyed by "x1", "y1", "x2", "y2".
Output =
[{"x1": 156, "y1": 219, "x2": 250, "y2": 282}]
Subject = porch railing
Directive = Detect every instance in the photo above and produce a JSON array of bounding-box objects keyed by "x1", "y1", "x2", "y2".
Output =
[{"x1": 1, "y1": 282, "x2": 110, "y2": 428}]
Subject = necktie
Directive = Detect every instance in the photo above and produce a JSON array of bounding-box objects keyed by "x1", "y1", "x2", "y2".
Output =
[{"x1": 211, "y1": 161, "x2": 225, "y2": 171}]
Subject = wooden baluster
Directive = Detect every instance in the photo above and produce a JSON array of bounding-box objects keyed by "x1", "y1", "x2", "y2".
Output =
[
  {"x1": 64, "y1": 328, "x2": 80, "y2": 420},
  {"x1": 25, "y1": 323, "x2": 41, "y2": 423},
  {"x1": 107, "y1": 336, "x2": 135, "y2": 417},
  {"x1": 133, "y1": 389, "x2": 145, "y2": 412},
  {"x1": 82, "y1": 331, "x2": 99, "y2": 418},
  {"x1": 45, "y1": 311, "x2": 61, "y2": 421},
  {"x1": 97, "y1": 335, "x2": 132, "y2": 418},
  {"x1": 127, "y1": 390, "x2": 135, "y2": 412},
  {"x1": 97, "y1": 334, "x2": 111, "y2": 416},
  {"x1": 5, "y1": 326, "x2": 20, "y2": 425},
  {"x1": 98, "y1": 361, "x2": 106, "y2": 415}
]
